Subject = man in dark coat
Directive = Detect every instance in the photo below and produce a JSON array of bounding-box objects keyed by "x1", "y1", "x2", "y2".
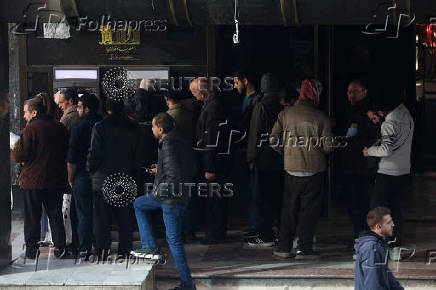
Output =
[
  {"x1": 67, "y1": 93, "x2": 101, "y2": 258},
  {"x1": 233, "y1": 69, "x2": 262, "y2": 239},
  {"x1": 11, "y1": 97, "x2": 68, "y2": 259},
  {"x1": 126, "y1": 79, "x2": 167, "y2": 123},
  {"x1": 341, "y1": 79, "x2": 380, "y2": 242},
  {"x1": 246, "y1": 73, "x2": 284, "y2": 247},
  {"x1": 87, "y1": 98, "x2": 141, "y2": 257},
  {"x1": 190, "y1": 78, "x2": 232, "y2": 244},
  {"x1": 354, "y1": 207, "x2": 403, "y2": 290}
]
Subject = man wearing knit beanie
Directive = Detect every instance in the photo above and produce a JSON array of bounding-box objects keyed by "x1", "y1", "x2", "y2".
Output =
[
  {"x1": 246, "y1": 73, "x2": 284, "y2": 247},
  {"x1": 270, "y1": 78, "x2": 334, "y2": 259}
]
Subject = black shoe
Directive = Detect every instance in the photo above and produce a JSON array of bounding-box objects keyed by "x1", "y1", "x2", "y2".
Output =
[
  {"x1": 78, "y1": 250, "x2": 91, "y2": 261},
  {"x1": 96, "y1": 249, "x2": 110, "y2": 261},
  {"x1": 243, "y1": 230, "x2": 259, "y2": 239},
  {"x1": 169, "y1": 283, "x2": 197, "y2": 290},
  {"x1": 273, "y1": 247, "x2": 295, "y2": 259},
  {"x1": 247, "y1": 237, "x2": 274, "y2": 247},
  {"x1": 295, "y1": 249, "x2": 320, "y2": 260},
  {"x1": 67, "y1": 245, "x2": 78, "y2": 258},
  {"x1": 201, "y1": 236, "x2": 227, "y2": 245},
  {"x1": 54, "y1": 247, "x2": 67, "y2": 259},
  {"x1": 24, "y1": 249, "x2": 38, "y2": 260}
]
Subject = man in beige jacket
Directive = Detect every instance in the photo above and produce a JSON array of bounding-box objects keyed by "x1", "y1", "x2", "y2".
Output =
[{"x1": 270, "y1": 79, "x2": 334, "y2": 259}]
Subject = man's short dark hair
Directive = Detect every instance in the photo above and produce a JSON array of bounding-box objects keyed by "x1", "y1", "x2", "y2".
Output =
[
  {"x1": 350, "y1": 78, "x2": 368, "y2": 90},
  {"x1": 106, "y1": 98, "x2": 125, "y2": 115},
  {"x1": 164, "y1": 90, "x2": 182, "y2": 102},
  {"x1": 153, "y1": 112, "x2": 175, "y2": 134},
  {"x1": 280, "y1": 86, "x2": 299, "y2": 103},
  {"x1": 234, "y1": 69, "x2": 258, "y2": 87},
  {"x1": 79, "y1": 93, "x2": 99, "y2": 115},
  {"x1": 367, "y1": 207, "x2": 391, "y2": 230},
  {"x1": 59, "y1": 88, "x2": 78, "y2": 105},
  {"x1": 24, "y1": 97, "x2": 45, "y2": 115}
]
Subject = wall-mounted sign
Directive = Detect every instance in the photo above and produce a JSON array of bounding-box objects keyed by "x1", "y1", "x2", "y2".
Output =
[{"x1": 99, "y1": 25, "x2": 141, "y2": 60}]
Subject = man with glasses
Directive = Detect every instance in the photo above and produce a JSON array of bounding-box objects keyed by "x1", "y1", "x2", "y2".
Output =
[{"x1": 341, "y1": 79, "x2": 380, "y2": 252}]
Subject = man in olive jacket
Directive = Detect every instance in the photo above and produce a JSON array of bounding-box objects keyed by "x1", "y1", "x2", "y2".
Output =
[{"x1": 270, "y1": 79, "x2": 333, "y2": 259}]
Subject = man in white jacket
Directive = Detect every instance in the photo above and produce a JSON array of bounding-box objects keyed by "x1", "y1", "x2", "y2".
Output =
[{"x1": 363, "y1": 98, "x2": 414, "y2": 260}]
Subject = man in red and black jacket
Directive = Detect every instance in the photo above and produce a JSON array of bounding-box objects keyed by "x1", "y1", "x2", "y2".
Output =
[{"x1": 11, "y1": 97, "x2": 68, "y2": 259}]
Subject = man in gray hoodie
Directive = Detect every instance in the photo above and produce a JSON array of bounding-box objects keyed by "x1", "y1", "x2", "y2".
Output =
[{"x1": 363, "y1": 97, "x2": 414, "y2": 255}]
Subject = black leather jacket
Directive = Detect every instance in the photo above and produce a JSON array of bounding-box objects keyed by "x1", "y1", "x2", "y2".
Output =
[
  {"x1": 87, "y1": 114, "x2": 141, "y2": 192},
  {"x1": 152, "y1": 129, "x2": 197, "y2": 205}
]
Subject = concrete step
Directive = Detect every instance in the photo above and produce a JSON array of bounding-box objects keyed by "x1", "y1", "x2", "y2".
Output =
[
  {"x1": 158, "y1": 277, "x2": 436, "y2": 290},
  {"x1": 0, "y1": 248, "x2": 155, "y2": 290}
]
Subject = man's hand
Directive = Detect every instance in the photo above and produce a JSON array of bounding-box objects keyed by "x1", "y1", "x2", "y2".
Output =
[
  {"x1": 249, "y1": 162, "x2": 254, "y2": 171},
  {"x1": 150, "y1": 163, "x2": 157, "y2": 174},
  {"x1": 67, "y1": 162, "x2": 76, "y2": 189},
  {"x1": 205, "y1": 172, "x2": 216, "y2": 180},
  {"x1": 363, "y1": 147, "x2": 369, "y2": 157}
]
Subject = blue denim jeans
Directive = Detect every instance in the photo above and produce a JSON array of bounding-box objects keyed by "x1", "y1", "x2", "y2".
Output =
[
  {"x1": 72, "y1": 171, "x2": 93, "y2": 252},
  {"x1": 133, "y1": 194, "x2": 193, "y2": 286}
]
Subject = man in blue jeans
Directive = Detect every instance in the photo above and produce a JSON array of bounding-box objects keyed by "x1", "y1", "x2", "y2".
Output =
[
  {"x1": 132, "y1": 112, "x2": 196, "y2": 290},
  {"x1": 67, "y1": 93, "x2": 101, "y2": 258}
]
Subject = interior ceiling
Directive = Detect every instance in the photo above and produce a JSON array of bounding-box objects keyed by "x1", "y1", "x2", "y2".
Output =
[{"x1": 0, "y1": 0, "x2": 435, "y2": 25}]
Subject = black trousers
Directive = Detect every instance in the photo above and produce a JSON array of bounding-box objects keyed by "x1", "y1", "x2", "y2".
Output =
[
  {"x1": 93, "y1": 191, "x2": 135, "y2": 255},
  {"x1": 277, "y1": 173, "x2": 324, "y2": 252},
  {"x1": 204, "y1": 175, "x2": 229, "y2": 239},
  {"x1": 344, "y1": 174, "x2": 375, "y2": 239},
  {"x1": 254, "y1": 169, "x2": 284, "y2": 241},
  {"x1": 371, "y1": 173, "x2": 411, "y2": 247},
  {"x1": 24, "y1": 189, "x2": 66, "y2": 251}
]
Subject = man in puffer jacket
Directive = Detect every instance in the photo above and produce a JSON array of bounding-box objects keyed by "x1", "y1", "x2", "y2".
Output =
[
  {"x1": 354, "y1": 206, "x2": 403, "y2": 290},
  {"x1": 132, "y1": 112, "x2": 196, "y2": 290}
]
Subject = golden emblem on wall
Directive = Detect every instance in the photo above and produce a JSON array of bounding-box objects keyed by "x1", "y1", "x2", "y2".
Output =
[{"x1": 99, "y1": 25, "x2": 140, "y2": 45}]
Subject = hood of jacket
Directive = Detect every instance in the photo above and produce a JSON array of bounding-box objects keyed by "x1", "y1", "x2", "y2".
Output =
[
  {"x1": 385, "y1": 103, "x2": 411, "y2": 125},
  {"x1": 354, "y1": 231, "x2": 385, "y2": 255}
]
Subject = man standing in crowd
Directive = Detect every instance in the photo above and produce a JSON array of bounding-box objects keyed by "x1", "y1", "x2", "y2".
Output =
[
  {"x1": 190, "y1": 78, "x2": 231, "y2": 244},
  {"x1": 270, "y1": 79, "x2": 333, "y2": 259},
  {"x1": 132, "y1": 112, "x2": 196, "y2": 290},
  {"x1": 246, "y1": 73, "x2": 284, "y2": 247},
  {"x1": 127, "y1": 78, "x2": 167, "y2": 123},
  {"x1": 11, "y1": 97, "x2": 68, "y2": 259},
  {"x1": 164, "y1": 90, "x2": 197, "y2": 242},
  {"x1": 165, "y1": 91, "x2": 195, "y2": 139},
  {"x1": 87, "y1": 98, "x2": 140, "y2": 258},
  {"x1": 354, "y1": 207, "x2": 404, "y2": 290},
  {"x1": 58, "y1": 88, "x2": 81, "y2": 255},
  {"x1": 342, "y1": 79, "x2": 380, "y2": 244},
  {"x1": 363, "y1": 91, "x2": 414, "y2": 260},
  {"x1": 233, "y1": 69, "x2": 261, "y2": 239},
  {"x1": 67, "y1": 93, "x2": 101, "y2": 258},
  {"x1": 58, "y1": 88, "x2": 81, "y2": 131}
]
